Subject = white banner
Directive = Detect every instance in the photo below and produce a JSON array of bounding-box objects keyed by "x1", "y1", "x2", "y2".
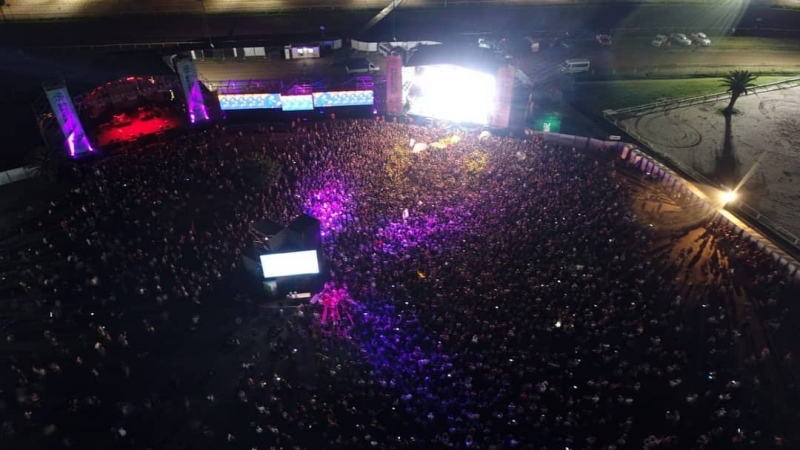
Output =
[
  {"x1": 45, "y1": 87, "x2": 93, "y2": 156},
  {"x1": 175, "y1": 59, "x2": 209, "y2": 123}
]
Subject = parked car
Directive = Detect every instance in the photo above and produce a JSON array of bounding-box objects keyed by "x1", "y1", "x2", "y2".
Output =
[
  {"x1": 596, "y1": 33, "x2": 613, "y2": 47},
  {"x1": 560, "y1": 58, "x2": 591, "y2": 74},
  {"x1": 691, "y1": 32, "x2": 711, "y2": 46},
  {"x1": 345, "y1": 58, "x2": 380, "y2": 75},
  {"x1": 670, "y1": 33, "x2": 692, "y2": 46},
  {"x1": 652, "y1": 34, "x2": 668, "y2": 47}
]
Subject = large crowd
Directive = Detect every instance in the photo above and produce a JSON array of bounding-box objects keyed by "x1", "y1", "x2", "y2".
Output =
[{"x1": 1, "y1": 119, "x2": 798, "y2": 450}]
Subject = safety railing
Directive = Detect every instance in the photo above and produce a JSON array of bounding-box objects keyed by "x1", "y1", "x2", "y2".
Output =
[
  {"x1": 605, "y1": 76, "x2": 800, "y2": 118},
  {"x1": 602, "y1": 112, "x2": 800, "y2": 255},
  {"x1": 36, "y1": 41, "x2": 204, "y2": 52}
]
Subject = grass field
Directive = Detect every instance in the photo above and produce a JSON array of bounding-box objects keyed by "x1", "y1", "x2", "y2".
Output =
[
  {"x1": 576, "y1": 75, "x2": 798, "y2": 112},
  {"x1": 619, "y1": 37, "x2": 800, "y2": 52}
]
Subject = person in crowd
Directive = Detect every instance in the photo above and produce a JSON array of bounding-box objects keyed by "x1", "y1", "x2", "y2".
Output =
[{"x1": 0, "y1": 119, "x2": 795, "y2": 450}]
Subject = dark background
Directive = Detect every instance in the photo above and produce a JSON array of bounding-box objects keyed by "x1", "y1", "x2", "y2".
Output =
[{"x1": 2, "y1": 3, "x2": 800, "y2": 167}]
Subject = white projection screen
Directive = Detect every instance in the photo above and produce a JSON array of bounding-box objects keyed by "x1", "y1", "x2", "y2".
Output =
[{"x1": 260, "y1": 250, "x2": 320, "y2": 278}]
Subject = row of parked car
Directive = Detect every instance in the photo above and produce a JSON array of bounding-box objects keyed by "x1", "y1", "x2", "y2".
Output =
[{"x1": 652, "y1": 32, "x2": 711, "y2": 47}]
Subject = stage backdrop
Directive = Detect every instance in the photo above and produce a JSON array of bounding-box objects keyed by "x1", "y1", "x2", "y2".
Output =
[
  {"x1": 385, "y1": 54, "x2": 404, "y2": 115},
  {"x1": 490, "y1": 65, "x2": 515, "y2": 129},
  {"x1": 45, "y1": 86, "x2": 94, "y2": 157}
]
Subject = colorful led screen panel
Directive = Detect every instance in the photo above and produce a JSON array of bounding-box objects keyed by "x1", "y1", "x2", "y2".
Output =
[
  {"x1": 260, "y1": 250, "x2": 320, "y2": 278},
  {"x1": 280, "y1": 94, "x2": 314, "y2": 111},
  {"x1": 218, "y1": 93, "x2": 282, "y2": 111},
  {"x1": 312, "y1": 90, "x2": 374, "y2": 108}
]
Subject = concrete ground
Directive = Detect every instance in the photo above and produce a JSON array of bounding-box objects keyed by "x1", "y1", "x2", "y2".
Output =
[
  {"x1": 194, "y1": 51, "x2": 386, "y2": 85},
  {"x1": 620, "y1": 85, "x2": 800, "y2": 241},
  {"x1": 192, "y1": 33, "x2": 800, "y2": 85}
]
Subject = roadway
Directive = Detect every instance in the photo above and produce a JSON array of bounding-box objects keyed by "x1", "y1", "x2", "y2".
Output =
[
  {"x1": 194, "y1": 43, "x2": 800, "y2": 87},
  {"x1": 0, "y1": 0, "x2": 743, "y2": 21},
  {"x1": 2, "y1": 4, "x2": 800, "y2": 49}
]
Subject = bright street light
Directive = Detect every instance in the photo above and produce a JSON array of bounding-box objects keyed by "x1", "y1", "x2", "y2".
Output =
[{"x1": 721, "y1": 190, "x2": 737, "y2": 205}]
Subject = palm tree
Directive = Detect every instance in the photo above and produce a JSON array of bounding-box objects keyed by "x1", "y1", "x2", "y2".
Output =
[
  {"x1": 242, "y1": 152, "x2": 281, "y2": 189},
  {"x1": 26, "y1": 145, "x2": 69, "y2": 181},
  {"x1": 720, "y1": 70, "x2": 758, "y2": 116}
]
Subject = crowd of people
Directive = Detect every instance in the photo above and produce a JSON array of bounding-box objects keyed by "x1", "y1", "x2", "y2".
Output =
[{"x1": 0, "y1": 118, "x2": 797, "y2": 450}]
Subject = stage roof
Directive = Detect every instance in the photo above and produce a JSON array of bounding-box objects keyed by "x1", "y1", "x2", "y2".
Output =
[
  {"x1": 251, "y1": 219, "x2": 284, "y2": 238},
  {"x1": 405, "y1": 45, "x2": 507, "y2": 74}
]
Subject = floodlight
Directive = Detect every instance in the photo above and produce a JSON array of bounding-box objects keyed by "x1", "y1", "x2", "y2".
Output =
[{"x1": 721, "y1": 190, "x2": 737, "y2": 205}]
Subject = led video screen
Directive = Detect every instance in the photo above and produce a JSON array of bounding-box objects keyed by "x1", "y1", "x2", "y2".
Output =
[
  {"x1": 218, "y1": 93, "x2": 282, "y2": 111},
  {"x1": 403, "y1": 64, "x2": 496, "y2": 125},
  {"x1": 281, "y1": 95, "x2": 314, "y2": 111},
  {"x1": 312, "y1": 90, "x2": 374, "y2": 108},
  {"x1": 260, "y1": 250, "x2": 320, "y2": 278}
]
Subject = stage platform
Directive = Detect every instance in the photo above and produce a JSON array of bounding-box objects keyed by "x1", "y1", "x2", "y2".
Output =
[{"x1": 93, "y1": 110, "x2": 183, "y2": 147}]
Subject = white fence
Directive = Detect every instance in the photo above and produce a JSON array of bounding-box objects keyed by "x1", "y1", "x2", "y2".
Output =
[
  {"x1": 350, "y1": 39, "x2": 441, "y2": 53},
  {"x1": 604, "y1": 76, "x2": 800, "y2": 119},
  {"x1": 0, "y1": 166, "x2": 37, "y2": 187},
  {"x1": 601, "y1": 77, "x2": 800, "y2": 252},
  {"x1": 538, "y1": 132, "x2": 800, "y2": 278}
]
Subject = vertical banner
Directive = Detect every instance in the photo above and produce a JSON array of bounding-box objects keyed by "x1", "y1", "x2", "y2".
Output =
[
  {"x1": 45, "y1": 86, "x2": 94, "y2": 157},
  {"x1": 490, "y1": 65, "x2": 515, "y2": 129},
  {"x1": 176, "y1": 59, "x2": 209, "y2": 124},
  {"x1": 385, "y1": 54, "x2": 404, "y2": 115}
]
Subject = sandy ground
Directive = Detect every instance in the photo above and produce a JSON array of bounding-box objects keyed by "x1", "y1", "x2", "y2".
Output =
[{"x1": 620, "y1": 86, "x2": 800, "y2": 239}]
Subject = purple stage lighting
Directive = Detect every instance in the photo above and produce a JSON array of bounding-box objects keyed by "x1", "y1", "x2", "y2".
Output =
[
  {"x1": 176, "y1": 60, "x2": 209, "y2": 123},
  {"x1": 45, "y1": 86, "x2": 94, "y2": 157},
  {"x1": 304, "y1": 184, "x2": 354, "y2": 237},
  {"x1": 188, "y1": 80, "x2": 209, "y2": 123}
]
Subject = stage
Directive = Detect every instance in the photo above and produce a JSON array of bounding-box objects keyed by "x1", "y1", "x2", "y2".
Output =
[{"x1": 93, "y1": 109, "x2": 183, "y2": 147}]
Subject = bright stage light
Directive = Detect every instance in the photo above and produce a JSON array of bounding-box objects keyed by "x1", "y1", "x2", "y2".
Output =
[
  {"x1": 260, "y1": 250, "x2": 320, "y2": 279},
  {"x1": 721, "y1": 190, "x2": 738, "y2": 205},
  {"x1": 406, "y1": 65, "x2": 496, "y2": 125}
]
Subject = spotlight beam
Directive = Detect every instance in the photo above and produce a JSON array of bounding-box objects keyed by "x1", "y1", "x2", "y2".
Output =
[{"x1": 357, "y1": 0, "x2": 405, "y2": 39}]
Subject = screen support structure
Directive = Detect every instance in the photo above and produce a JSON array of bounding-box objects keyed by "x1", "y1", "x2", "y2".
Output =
[
  {"x1": 176, "y1": 59, "x2": 210, "y2": 124},
  {"x1": 41, "y1": 83, "x2": 94, "y2": 157},
  {"x1": 385, "y1": 54, "x2": 403, "y2": 115}
]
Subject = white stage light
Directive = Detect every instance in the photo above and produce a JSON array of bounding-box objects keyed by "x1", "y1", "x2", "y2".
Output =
[
  {"x1": 406, "y1": 65, "x2": 496, "y2": 125},
  {"x1": 260, "y1": 250, "x2": 320, "y2": 278}
]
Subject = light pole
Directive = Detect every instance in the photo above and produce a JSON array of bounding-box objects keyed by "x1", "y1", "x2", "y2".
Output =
[{"x1": 198, "y1": 0, "x2": 214, "y2": 48}]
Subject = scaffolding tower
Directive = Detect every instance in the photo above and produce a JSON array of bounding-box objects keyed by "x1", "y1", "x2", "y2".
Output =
[{"x1": 32, "y1": 84, "x2": 67, "y2": 153}]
